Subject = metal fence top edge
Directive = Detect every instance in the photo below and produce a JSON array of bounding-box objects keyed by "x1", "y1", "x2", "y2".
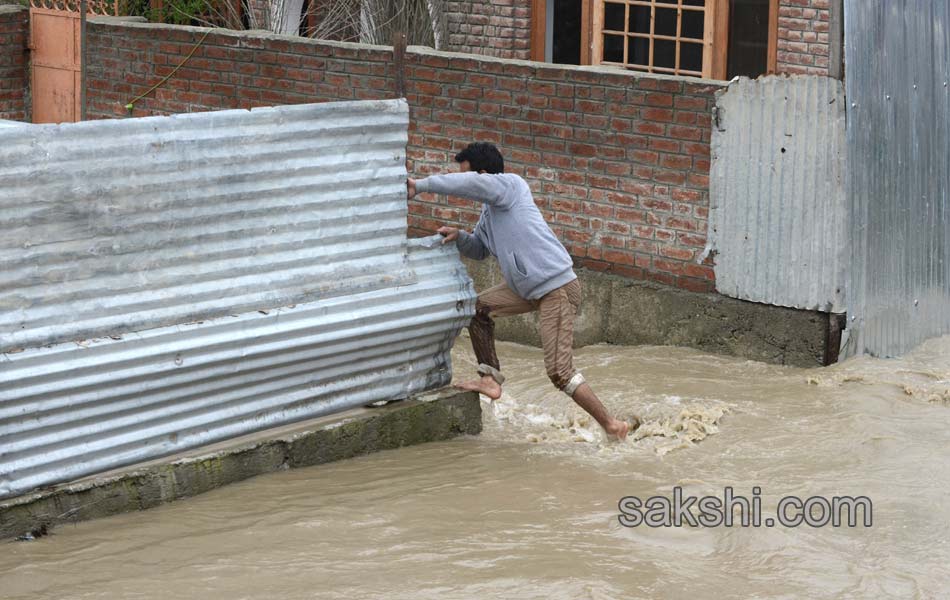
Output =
[{"x1": 0, "y1": 99, "x2": 410, "y2": 135}]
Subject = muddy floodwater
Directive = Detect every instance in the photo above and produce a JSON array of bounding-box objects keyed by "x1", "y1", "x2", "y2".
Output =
[{"x1": 3, "y1": 335, "x2": 950, "y2": 599}]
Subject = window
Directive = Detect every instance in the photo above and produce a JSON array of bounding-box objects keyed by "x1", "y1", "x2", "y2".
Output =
[
  {"x1": 595, "y1": 0, "x2": 716, "y2": 77},
  {"x1": 533, "y1": 0, "x2": 779, "y2": 80},
  {"x1": 531, "y1": 0, "x2": 592, "y2": 65}
]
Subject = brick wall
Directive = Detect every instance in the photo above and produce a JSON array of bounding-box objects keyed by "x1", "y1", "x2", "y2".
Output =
[
  {"x1": 443, "y1": 0, "x2": 532, "y2": 60},
  {"x1": 446, "y1": 0, "x2": 833, "y2": 77},
  {"x1": 776, "y1": 0, "x2": 830, "y2": 75},
  {"x1": 85, "y1": 20, "x2": 721, "y2": 292},
  {"x1": 0, "y1": 5, "x2": 28, "y2": 121}
]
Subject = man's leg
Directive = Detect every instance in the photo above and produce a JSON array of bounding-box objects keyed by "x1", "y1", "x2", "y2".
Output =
[
  {"x1": 538, "y1": 279, "x2": 638, "y2": 440},
  {"x1": 457, "y1": 282, "x2": 536, "y2": 399}
]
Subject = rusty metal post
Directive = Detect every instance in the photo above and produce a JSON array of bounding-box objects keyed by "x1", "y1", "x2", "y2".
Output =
[
  {"x1": 829, "y1": 0, "x2": 844, "y2": 80},
  {"x1": 392, "y1": 31, "x2": 407, "y2": 99}
]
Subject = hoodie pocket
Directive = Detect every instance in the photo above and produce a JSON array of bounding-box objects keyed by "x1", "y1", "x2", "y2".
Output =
[{"x1": 508, "y1": 250, "x2": 528, "y2": 278}]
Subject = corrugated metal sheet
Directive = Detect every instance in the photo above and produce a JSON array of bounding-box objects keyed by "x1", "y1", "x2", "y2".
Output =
[
  {"x1": 0, "y1": 100, "x2": 415, "y2": 353},
  {"x1": 844, "y1": 1, "x2": 950, "y2": 358},
  {"x1": 0, "y1": 101, "x2": 477, "y2": 499},
  {"x1": 709, "y1": 75, "x2": 848, "y2": 312}
]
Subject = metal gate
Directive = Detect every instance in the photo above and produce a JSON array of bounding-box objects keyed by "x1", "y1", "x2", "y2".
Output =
[{"x1": 29, "y1": 0, "x2": 117, "y2": 123}]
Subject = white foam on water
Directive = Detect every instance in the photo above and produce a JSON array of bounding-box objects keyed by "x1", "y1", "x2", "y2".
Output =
[{"x1": 452, "y1": 339, "x2": 733, "y2": 457}]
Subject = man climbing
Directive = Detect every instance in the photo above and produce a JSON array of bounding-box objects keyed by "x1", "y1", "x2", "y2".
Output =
[{"x1": 407, "y1": 142, "x2": 639, "y2": 440}]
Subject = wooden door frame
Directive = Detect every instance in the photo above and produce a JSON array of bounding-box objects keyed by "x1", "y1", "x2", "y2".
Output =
[
  {"x1": 712, "y1": 0, "x2": 782, "y2": 78},
  {"x1": 580, "y1": 0, "x2": 594, "y2": 65},
  {"x1": 706, "y1": 0, "x2": 730, "y2": 79},
  {"x1": 531, "y1": 0, "x2": 596, "y2": 64},
  {"x1": 530, "y1": 0, "x2": 545, "y2": 62},
  {"x1": 717, "y1": 0, "x2": 781, "y2": 77},
  {"x1": 767, "y1": 0, "x2": 779, "y2": 74},
  {"x1": 577, "y1": 0, "x2": 782, "y2": 79}
]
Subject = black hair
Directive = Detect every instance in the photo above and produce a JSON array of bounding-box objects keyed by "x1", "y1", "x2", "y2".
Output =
[{"x1": 454, "y1": 142, "x2": 505, "y2": 174}]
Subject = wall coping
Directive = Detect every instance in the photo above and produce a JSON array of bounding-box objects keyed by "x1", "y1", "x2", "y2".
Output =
[{"x1": 86, "y1": 17, "x2": 727, "y2": 89}]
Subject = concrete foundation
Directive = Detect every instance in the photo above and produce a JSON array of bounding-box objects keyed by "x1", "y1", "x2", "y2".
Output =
[
  {"x1": 461, "y1": 258, "x2": 838, "y2": 368},
  {"x1": 0, "y1": 388, "x2": 480, "y2": 541}
]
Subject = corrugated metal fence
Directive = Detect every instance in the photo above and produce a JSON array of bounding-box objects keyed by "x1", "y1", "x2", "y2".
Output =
[
  {"x1": 710, "y1": 75, "x2": 848, "y2": 313},
  {"x1": 0, "y1": 100, "x2": 476, "y2": 499},
  {"x1": 844, "y1": 1, "x2": 950, "y2": 357},
  {"x1": 1, "y1": 100, "x2": 415, "y2": 353}
]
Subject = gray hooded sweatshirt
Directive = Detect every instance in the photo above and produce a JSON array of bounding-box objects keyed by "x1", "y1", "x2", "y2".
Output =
[{"x1": 416, "y1": 171, "x2": 577, "y2": 300}]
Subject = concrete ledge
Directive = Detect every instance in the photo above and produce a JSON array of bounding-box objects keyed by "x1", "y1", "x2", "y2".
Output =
[
  {"x1": 0, "y1": 388, "x2": 480, "y2": 541},
  {"x1": 462, "y1": 257, "x2": 837, "y2": 367}
]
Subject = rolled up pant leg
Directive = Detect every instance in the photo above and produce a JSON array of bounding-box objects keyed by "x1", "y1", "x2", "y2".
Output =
[
  {"x1": 469, "y1": 283, "x2": 536, "y2": 385},
  {"x1": 538, "y1": 279, "x2": 584, "y2": 394}
]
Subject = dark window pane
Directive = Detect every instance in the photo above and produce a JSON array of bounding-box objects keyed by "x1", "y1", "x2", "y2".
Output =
[
  {"x1": 629, "y1": 5, "x2": 650, "y2": 34},
  {"x1": 604, "y1": 34, "x2": 625, "y2": 62},
  {"x1": 683, "y1": 0, "x2": 705, "y2": 5},
  {"x1": 727, "y1": 0, "x2": 770, "y2": 78},
  {"x1": 654, "y1": 38, "x2": 676, "y2": 69},
  {"x1": 681, "y1": 42, "x2": 703, "y2": 72},
  {"x1": 654, "y1": 7, "x2": 677, "y2": 37},
  {"x1": 604, "y1": 2, "x2": 625, "y2": 31},
  {"x1": 553, "y1": 0, "x2": 581, "y2": 64},
  {"x1": 681, "y1": 8, "x2": 704, "y2": 40},
  {"x1": 630, "y1": 35, "x2": 650, "y2": 65}
]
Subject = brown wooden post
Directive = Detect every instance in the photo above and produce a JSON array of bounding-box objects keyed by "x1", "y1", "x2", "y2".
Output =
[
  {"x1": 530, "y1": 0, "x2": 546, "y2": 61},
  {"x1": 580, "y1": 0, "x2": 592, "y2": 65},
  {"x1": 707, "y1": 0, "x2": 730, "y2": 79},
  {"x1": 767, "y1": 0, "x2": 779, "y2": 74},
  {"x1": 590, "y1": 0, "x2": 603, "y2": 65},
  {"x1": 306, "y1": 0, "x2": 317, "y2": 37},
  {"x1": 392, "y1": 31, "x2": 407, "y2": 98}
]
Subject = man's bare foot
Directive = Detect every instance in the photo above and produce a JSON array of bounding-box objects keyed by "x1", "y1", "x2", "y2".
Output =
[
  {"x1": 605, "y1": 419, "x2": 629, "y2": 440},
  {"x1": 605, "y1": 416, "x2": 641, "y2": 441},
  {"x1": 455, "y1": 375, "x2": 502, "y2": 400}
]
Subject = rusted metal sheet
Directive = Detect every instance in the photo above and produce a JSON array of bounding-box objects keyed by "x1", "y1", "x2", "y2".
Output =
[
  {"x1": 709, "y1": 75, "x2": 848, "y2": 313},
  {"x1": 0, "y1": 100, "x2": 477, "y2": 499},
  {"x1": 844, "y1": 0, "x2": 950, "y2": 357}
]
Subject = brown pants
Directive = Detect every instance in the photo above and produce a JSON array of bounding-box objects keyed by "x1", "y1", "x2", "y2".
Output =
[{"x1": 469, "y1": 279, "x2": 582, "y2": 391}]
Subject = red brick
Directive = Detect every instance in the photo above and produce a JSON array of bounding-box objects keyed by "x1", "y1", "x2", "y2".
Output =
[
  {"x1": 645, "y1": 93, "x2": 674, "y2": 107},
  {"x1": 684, "y1": 263, "x2": 715, "y2": 280},
  {"x1": 604, "y1": 249, "x2": 636, "y2": 266}
]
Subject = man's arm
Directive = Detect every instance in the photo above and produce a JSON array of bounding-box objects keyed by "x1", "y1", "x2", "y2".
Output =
[
  {"x1": 436, "y1": 224, "x2": 490, "y2": 260},
  {"x1": 407, "y1": 175, "x2": 492, "y2": 260},
  {"x1": 456, "y1": 222, "x2": 491, "y2": 260},
  {"x1": 413, "y1": 172, "x2": 513, "y2": 209}
]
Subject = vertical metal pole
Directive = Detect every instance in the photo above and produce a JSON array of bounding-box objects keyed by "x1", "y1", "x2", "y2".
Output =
[
  {"x1": 392, "y1": 31, "x2": 406, "y2": 99},
  {"x1": 829, "y1": 0, "x2": 844, "y2": 80},
  {"x1": 80, "y1": 0, "x2": 87, "y2": 121}
]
